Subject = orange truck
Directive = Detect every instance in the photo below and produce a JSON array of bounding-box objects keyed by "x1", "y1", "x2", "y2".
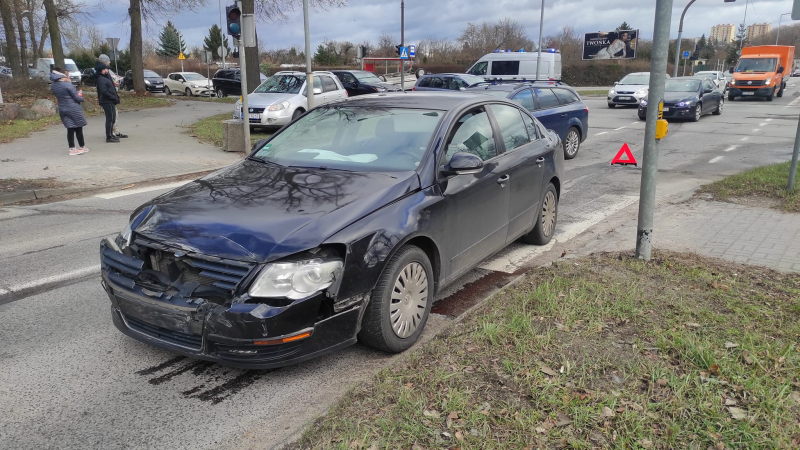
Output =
[{"x1": 728, "y1": 45, "x2": 794, "y2": 102}]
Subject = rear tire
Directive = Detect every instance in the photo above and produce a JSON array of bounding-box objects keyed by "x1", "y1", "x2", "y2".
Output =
[
  {"x1": 523, "y1": 183, "x2": 558, "y2": 246},
  {"x1": 216, "y1": 88, "x2": 226, "y2": 98},
  {"x1": 415, "y1": 68, "x2": 425, "y2": 79},
  {"x1": 358, "y1": 245, "x2": 433, "y2": 353}
]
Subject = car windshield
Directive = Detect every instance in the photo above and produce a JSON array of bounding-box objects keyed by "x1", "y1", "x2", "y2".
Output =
[
  {"x1": 183, "y1": 73, "x2": 206, "y2": 81},
  {"x1": 254, "y1": 74, "x2": 305, "y2": 94},
  {"x1": 735, "y1": 58, "x2": 777, "y2": 73},
  {"x1": 143, "y1": 70, "x2": 159, "y2": 77},
  {"x1": 665, "y1": 79, "x2": 700, "y2": 92},
  {"x1": 66, "y1": 64, "x2": 79, "y2": 72},
  {"x1": 354, "y1": 72, "x2": 383, "y2": 83},
  {"x1": 460, "y1": 74, "x2": 487, "y2": 86},
  {"x1": 619, "y1": 74, "x2": 649, "y2": 85},
  {"x1": 250, "y1": 106, "x2": 443, "y2": 172}
]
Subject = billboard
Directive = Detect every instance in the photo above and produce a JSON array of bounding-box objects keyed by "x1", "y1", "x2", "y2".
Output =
[{"x1": 583, "y1": 30, "x2": 638, "y2": 60}]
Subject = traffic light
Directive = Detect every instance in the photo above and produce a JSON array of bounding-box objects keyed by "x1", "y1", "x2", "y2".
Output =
[
  {"x1": 226, "y1": 4, "x2": 241, "y2": 38},
  {"x1": 395, "y1": 45, "x2": 402, "y2": 57}
]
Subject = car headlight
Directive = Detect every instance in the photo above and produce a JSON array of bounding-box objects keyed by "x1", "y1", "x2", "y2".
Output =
[
  {"x1": 640, "y1": 100, "x2": 648, "y2": 106},
  {"x1": 730, "y1": 79, "x2": 736, "y2": 85},
  {"x1": 121, "y1": 222, "x2": 133, "y2": 248},
  {"x1": 765, "y1": 78, "x2": 772, "y2": 85},
  {"x1": 249, "y1": 258, "x2": 343, "y2": 299},
  {"x1": 635, "y1": 89, "x2": 648, "y2": 95},
  {"x1": 268, "y1": 101, "x2": 290, "y2": 111},
  {"x1": 144, "y1": 80, "x2": 151, "y2": 85},
  {"x1": 608, "y1": 89, "x2": 615, "y2": 95},
  {"x1": 678, "y1": 101, "x2": 692, "y2": 107}
]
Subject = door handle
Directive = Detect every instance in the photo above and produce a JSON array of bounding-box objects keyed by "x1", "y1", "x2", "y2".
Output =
[
  {"x1": 560, "y1": 113, "x2": 567, "y2": 118},
  {"x1": 497, "y1": 174, "x2": 510, "y2": 184}
]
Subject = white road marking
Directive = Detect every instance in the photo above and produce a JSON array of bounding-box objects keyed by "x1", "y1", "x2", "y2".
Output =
[
  {"x1": 759, "y1": 122, "x2": 767, "y2": 127},
  {"x1": 596, "y1": 131, "x2": 608, "y2": 136},
  {"x1": 723, "y1": 145, "x2": 738, "y2": 152},
  {"x1": 1, "y1": 265, "x2": 99, "y2": 295},
  {"x1": 752, "y1": 129, "x2": 761, "y2": 133},
  {"x1": 709, "y1": 156, "x2": 724, "y2": 163},
  {"x1": 740, "y1": 136, "x2": 750, "y2": 141},
  {"x1": 766, "y1": 118, "x2": 773, "y2": 122},
  {"x1": 614, "y1": 126, "x2": 627, "y2": 131},
  {"x1": 631, "y1": 121, "x2": 639, "y2": 124},
  {"x1": 95, "y1": 181, "x2": 187, "y2": 199},
  {"x1": 480, "y1": 195, "x2": 639, "y2": 273}
]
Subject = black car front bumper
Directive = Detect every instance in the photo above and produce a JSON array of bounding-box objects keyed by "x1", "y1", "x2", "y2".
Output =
[
  {"x1": 638, "y1": 104, "x2": 697, "y2": 120},
  {"x1": 101, "y1": 240, "x2": 366, "y2": 369},
  {"x1": 728, "y1": 86, "x2": 774, "y2": 98}
]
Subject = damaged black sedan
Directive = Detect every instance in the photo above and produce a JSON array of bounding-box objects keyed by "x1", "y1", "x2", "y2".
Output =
[{"x1": 101, "y1": 92, "x2": 564, "y2": 369}]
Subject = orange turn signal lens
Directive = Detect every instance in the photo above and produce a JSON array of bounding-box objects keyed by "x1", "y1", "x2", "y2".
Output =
[{"x1": 253, "y1": 331, "x2": 312, "y2": 346}]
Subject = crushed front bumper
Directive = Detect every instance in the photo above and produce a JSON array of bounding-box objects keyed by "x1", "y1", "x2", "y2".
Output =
[{"x1": 101, "y1": 240, "x2": 365, "y2": 369}]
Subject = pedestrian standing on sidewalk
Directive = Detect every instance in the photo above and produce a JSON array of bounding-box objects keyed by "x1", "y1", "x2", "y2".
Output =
[
  {"x1": 96, "y1": 62, "x2": 120, "y2": 143},
  {"x1": 97, "y1": 55, "x2": 127, "y2": 139},
  {"x1": 50, "y1": 68, "x2": 89, "y2": 156}
]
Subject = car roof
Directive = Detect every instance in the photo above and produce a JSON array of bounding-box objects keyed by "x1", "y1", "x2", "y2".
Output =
[
  {"x1": 421, "y1": 73, "x2": 469, "y2": 77},
  {"x1": 337, "y1": 92, "x2": 511, "y2": 111},
  {"x1": 170, "y1": 72, "x2": 202, "y2": 75}
]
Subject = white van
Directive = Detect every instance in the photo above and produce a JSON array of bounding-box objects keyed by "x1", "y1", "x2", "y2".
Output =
[
  {"x1": 466, "y1": 50, "x2": 562, "y2": 82},
  {"x1": 36, "y1": 58, "x2": 82, "y2": 85}
]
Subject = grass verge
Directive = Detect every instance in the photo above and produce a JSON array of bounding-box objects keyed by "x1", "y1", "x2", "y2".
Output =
[
  {"x1": 0, "y1": 116, "x2": 64, "y2": 144},
  {"x1": 577, "y1": 89, "x2": 610, "y2": 97},
  {"x1": 189, "y1": 113, "x2": 272, "y2": 148},
  {"x1": 698, "y1": 162, "x2": 799, "y2": 213},
  {"x1": 0, "y1": 177, "x2": 70, "y2": 193},
  {"x1": 291, "y1": 251, "x2": 800, "y2": 450}
]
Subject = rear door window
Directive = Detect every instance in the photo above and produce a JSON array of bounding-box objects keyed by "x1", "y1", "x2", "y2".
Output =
[
  {"x1": 534, "y1": 88, "x2": 560, "y2": 109},
  {"x1": 491, "y1": 61, "x2": 520, "y2": 76},
  {"x1": 431, "y1": 77, "x2": 445, "y2": 89},
  {"x1": 553, "y1": 88, "x2": 579, "y2": 105},
  {"x1": 417, "y1": 77, "x2": 431, "y2": 88},
  {"x1": 511, "y1": 89, "x2": 534, "y2": 111},
  {"x1": 488, "y1": 104, "x2": 530, "y2": 151},
  {"x1": 322, "y1": 75, "x2": 338, "y2": 92}
]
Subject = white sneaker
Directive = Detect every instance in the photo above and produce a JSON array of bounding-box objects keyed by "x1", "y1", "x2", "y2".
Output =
[{"x1": 69, "y1": 148, "x2": 82, "y2": 156}]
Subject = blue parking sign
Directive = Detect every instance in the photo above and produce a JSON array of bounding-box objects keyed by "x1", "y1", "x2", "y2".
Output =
[
  {"x1": 400, "y1": 46, "x2": 409, "y2": 60},
  {"x1": 409, "y1": 45, "x2": 416, "y2": 57},
  {"x1": 682, "y1": 50, "x2": 690, "y2": 58}
]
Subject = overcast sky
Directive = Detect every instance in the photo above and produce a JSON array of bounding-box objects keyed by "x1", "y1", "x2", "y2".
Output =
[{"x1": 86, "y1": 0, "x2": 795, "y2": 51}]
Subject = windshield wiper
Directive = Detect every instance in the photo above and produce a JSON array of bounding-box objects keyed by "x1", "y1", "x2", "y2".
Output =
[
  {"x1": 288, "y1": 165, "x2": 356, "y2": 172},
  {"x1": 247, "y1": 156, "x2": 283, "y2": 168}
]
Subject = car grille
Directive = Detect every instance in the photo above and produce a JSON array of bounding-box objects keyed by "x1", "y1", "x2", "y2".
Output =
[
  {"x1": 124, "y1": 314, "x2": 203, "y2": 350},
  {"x1": 739, "y1": 80, "x2": 765, "y2": 87},
  {"x1": 248, "y1": 107, "x2": 265, "y2": 113},
  {"x1": 145, "y1": 247, "x2": 253, "y2": 292},
  {"x1": 213, "y1": 341, "x2": 303, "y2": 362},
  {"x1": 616, "y1": 90, "x2": 635, "y2": 94}
]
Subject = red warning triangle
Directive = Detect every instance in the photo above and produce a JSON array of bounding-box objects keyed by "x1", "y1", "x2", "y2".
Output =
[{"x1": 611, "y1": 143, "x2": 637, "y2": 166}]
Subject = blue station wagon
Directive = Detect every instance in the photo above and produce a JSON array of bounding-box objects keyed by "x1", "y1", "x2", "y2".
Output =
[
  {"x1": 467, "y1": 82, "x2": 589, "y2": 159},
  {"x1": 413, "y1": 73, "x2": 488, "y2": 91}
]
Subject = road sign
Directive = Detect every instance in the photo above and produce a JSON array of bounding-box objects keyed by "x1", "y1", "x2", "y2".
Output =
[
  {"x1": 611, "y1": 143, "x2": 637, "y2": 166},
  {"x1": 399, "y1": 46, "x2": 409, "y2": 60},
  {"x1": 106, "y1": 38, "x2": 120, "y2": 50},
  {"x1": 178, "y1": 52, "x2": 186, "y2": 60},
  {"x1": 409, "y1": 45, "x2": 416, "y2": 57},
  {"x1": 682, "y1": 50, "x2": 690, "y2": 58}
]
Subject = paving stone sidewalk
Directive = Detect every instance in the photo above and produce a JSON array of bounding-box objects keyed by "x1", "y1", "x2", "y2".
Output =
[
  {"x1": 578, "y1": 198, "x2": 800, "y2": 273},
  {"x1": 0, "y1": 101, "x2": 242, "y2": 200}
]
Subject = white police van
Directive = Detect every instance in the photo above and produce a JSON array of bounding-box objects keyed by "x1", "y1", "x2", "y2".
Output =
[{"x1": 466, "y1": 49, "x2": 562, "y2": 82}]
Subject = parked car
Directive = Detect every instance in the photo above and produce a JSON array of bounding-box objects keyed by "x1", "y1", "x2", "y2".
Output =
[
  {"x1": 100, "y1": 92, "x2": 564, "y2": 369},
  {"x1": 35, "y1": 58, "x2": 82, "y2": 85},
  {"x1": 467, "y1": 82, "x2": 588, "y2": 160},
  {"x1": 212, "y1": 68, "x2": 268, "y2": 98},
  {"x1": 234, "y1": 71, "x2": 347, "y2": 129},
  {"x1": 81, "y1": 68, "x2": 120, "y2": 88},
  {"x1": 330, "y1": 70, "x2": 401, "y2": 96},
  {"x1": 466, "y1": 50, "x2": 562, "y2": 82},
  {"x1": 638, "y1": 77, "x2": 723, "y2": 122},
  {"x1": 0, "y1": 66, "x2": 11, "y2": 79},
  {"x1": 413, "y1": 73, "x2": 486, "y2": 91},
  {"x1": 792, "y1": 68, "x2": 800, "y2": 77},
  {"x1": 694, "y1": 70, "x2": 728, "y2": 92},
  {"x1": 607, "y1": 72, "x2": 671, "y2": 108},
  {"x1": 122, "y1": 70, "x2": 166, "y2": 93},
  {"x1": 165, "y1": 72, "x2": 212, "y2": 96}
]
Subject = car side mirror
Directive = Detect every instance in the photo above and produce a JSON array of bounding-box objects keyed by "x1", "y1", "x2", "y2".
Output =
[
  {"x1": 252, "y1": 138, "x2": 270, "y2": 152},
  {"x1": 703, "y1": 88, "x2": 713, "y2": 94},
  {"x1": 777, "y1": 66, "x2": 785, "y2": 74},
  {"x1": 441, "y1": 152, "x2": 484, "y2": 176},
  {"x1": 313, "y1": 87, "x2": 322, "y2": 95},
  {"x1": 614, "y1": 81, "x2": 619, "y2": 85},
  {"x1": 728, "y1": 68, "x2": 734, "y2": 74}
]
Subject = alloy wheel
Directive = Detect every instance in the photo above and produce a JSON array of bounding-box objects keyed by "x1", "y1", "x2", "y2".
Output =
[
  {"x1": 389, "y1": 262, "x2": 429, "y2": 339},
  {"x1": 695, "y1": 105, "x2": 701, "y2": 121},
  {"x1": 185, "y1": 88, "x2": 192, "y2": 97},
  {"x1": 541, "y1": 190, "x2": 556, "y2": 237},
  {"x1": 216, "y1": 89, "x2": 224, "y2": 98},
  {"x1": 565, "y1": 130, "x2": 579, "y2": 157}
]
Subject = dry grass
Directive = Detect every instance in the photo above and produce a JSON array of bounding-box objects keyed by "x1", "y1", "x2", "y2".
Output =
[{"x1": 699, "y1": 162, "x2": 800, "y2": 213}]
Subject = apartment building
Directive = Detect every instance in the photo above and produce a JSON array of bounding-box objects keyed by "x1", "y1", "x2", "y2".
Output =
[
  {"x1": 746, "y1": 23, "x2": 772, "y2": 41},
  {"x1": 710, "y1": 24, "x2": 735, "y2": 43}
]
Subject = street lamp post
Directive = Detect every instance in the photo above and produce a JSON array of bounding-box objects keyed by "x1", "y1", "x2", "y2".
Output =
[
  {"x1": 777, "y1": 13, "x2": 792, "y2": 45},
  {"x1": 739, "y1": 0, "x2": 749, "y2": 53},
  {"x1": 535, "y1": 0, "x2": 544, "y2": 82},
  {"x1": 673, "y1": 0, "x2": 697, "y2": 78}
]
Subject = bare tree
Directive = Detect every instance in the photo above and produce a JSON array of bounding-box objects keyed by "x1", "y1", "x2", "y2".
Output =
[
  {"x1": 43, "y1": 0, "x2": 66, "y2": 69},
  {"x1": 376, "y1": 32, "x2": 396, "y2": 57},
  {"x1": 0, "y1": 0, "x2": 22, "y2": 76},
  {"x1": 13, "y1": 0, "x2": 28, "y2": 71},
  {"x1": 458, "y1": 18, "x2": 533, "y2": 60},
  {"x1": 26, "y1": 0, "x2": 39, "y2": 59},
  {"x1": 545, "y1": 25, "x2": 582, "y2": 64}
]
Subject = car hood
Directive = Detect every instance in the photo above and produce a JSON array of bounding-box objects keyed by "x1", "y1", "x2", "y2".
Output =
[
  {"x1": 362, "y1": 81, "x2": 401, "y2": 91},
  {"x1": 132, "y1": 159, "x2": 420, "y2": 262},
  {"x1": 187, "y1": 80, "x2": 211, "y2": 87},
  {"x1": 245, "y1": 92, "x2": 299, "y2": 107},
  {"x1": 613, "y1": 84, "x2": 648, "y2": 93},
  {"x1": 663, "y1": 91, "x2": 697, "y2": 103}
]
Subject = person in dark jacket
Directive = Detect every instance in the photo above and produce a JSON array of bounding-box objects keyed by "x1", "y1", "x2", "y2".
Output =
[
  {"x1": 50, "y1": 68, "x2": 89, "y2": 156},
  {"x1": 97, "y1": 55, "x2": 127, "y2": 138},
  {"x1": 96, "y1": 62, "x2": 120, "y2": 143}
]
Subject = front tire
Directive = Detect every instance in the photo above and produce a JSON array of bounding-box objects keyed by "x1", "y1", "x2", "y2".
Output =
[
  {"x1": 165, "y1": 86, "x2": 171, "y2": 96},
  {"x1": 691, "y1": 103, "x2": 702, "y2": 122},
  {"x1": 216, "y1": 88, "x2": 226, "y2": 98},
  {"x1": 292, "y1": 109, "x2": 304, "y2": 120},
  {"x1": 727, "y1": 94, "x2": 735, "y2": 101},
  {"x1": 358, "y1": 246, "x2": 433, "y2": 353},
  {"x1": 523, "y1": 183, "x2": 558, "y2": 245},
  {"x1": 607, "y1": 103, "x2": 615, "y2": 109},
  {"x1": 562, "y1": 127, "x2": 581, "y2": 160},
  {"x1": 185, "y1": 88, "x2": 193, "y2": 97},
  {"x1": 713, "y1": 98, "x2": 723, "y2": 115}
]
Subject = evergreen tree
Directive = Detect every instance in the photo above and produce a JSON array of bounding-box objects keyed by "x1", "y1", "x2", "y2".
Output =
[
  {"x1": 203, "y1": 24, "x2": 230, "y2": 60},
  {"x1": 617, "y1": 22, "x2": 633, "y2": 31},
  {"x1": 725, "y1": 23, "x2": 747, "y2": 65},
  {"x1": 156, "y1": 21, "x2": 186, "y2": 58},
  {"x1": 313, "y1": 44, "x2": 339, "y2": 65}
]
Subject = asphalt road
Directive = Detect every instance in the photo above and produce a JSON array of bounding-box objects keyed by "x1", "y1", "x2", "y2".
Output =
[{"x1": 1, "y1": 81, "x2": 798, "y2": 450}]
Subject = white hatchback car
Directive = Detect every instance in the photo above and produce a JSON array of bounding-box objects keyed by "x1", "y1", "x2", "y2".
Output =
[
  {"x1": 235, "y1": 71, "x2": 348, "y2": 129},
  {"x1": 165, "y1": 72, "x2": 213, "y2": 96}
]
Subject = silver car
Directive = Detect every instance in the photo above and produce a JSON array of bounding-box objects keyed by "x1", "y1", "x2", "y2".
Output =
[
  {"x1": 607, "y1": 72, "x2": 671, "y2": 108},
  {"x1": 694, "y1": 71, "x2": 728, "y2": 93},
  {"x1": 235, "y1": 71, "x2": 348, "y2": 129}
]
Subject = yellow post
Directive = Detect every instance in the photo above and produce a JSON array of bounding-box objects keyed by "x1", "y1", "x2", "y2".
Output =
[{"x1": 655, "y1": 101, "x2": 668, "y2": 140}]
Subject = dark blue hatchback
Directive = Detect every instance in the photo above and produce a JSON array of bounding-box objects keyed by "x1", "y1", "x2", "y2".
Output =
[{"x1": 466, "y1": 82, "x2": 589, "y2": 159}]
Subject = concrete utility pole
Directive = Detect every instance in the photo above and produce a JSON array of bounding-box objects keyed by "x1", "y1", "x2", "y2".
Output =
[
  {"x1": 673, "y1": 0, "x2": 696, "y2": 78},
  {"x1": 237, "y1": 0, "x2": 250, "y2": 151},
  {"x1": 739, "y1": 0, "x2": 749, "y2": 53},
  {"x1": 790, "y1": 116, "x2": 800, "y2": 191},
  {"x1": 535, "y1": 0, "x2": 544, "y2": 81},
  {"x1": 303, "y1": 0, "x2": 314, "y2": 109},
  {"x1": 777, "y1": 13, "x2": 791, "y2": 45},
  {"x1": 635, "y1": 0, "x2": 673, "y2": 261},
  {"x1": 400, "y1": 0, "x2": 405, "y2": 91}
]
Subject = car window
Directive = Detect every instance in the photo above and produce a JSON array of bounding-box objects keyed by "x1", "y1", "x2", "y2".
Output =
[
  {"x1": 417, "y1": 77, "x2": 431, "y2": 88},
  {"x1": 251, "y1": 106, "x2": 442, "y2": 172},
  {"x1": 704, "y1": 79, "x2": 714, "y2": 91},
  {"x1": 444, "y1": 107, "x2": 497, "y2": 162},
  {"x1": 340, "y1": 73, "x2": 357, "y2": 84},
  {"x1": 445, "y1": 77, "x2": 462, "y2": 90},
  {"x1": 313, "y1": 76, "x2": 323, "y2": 91},
  {"x1": 491, "y1": 61, "x2": 520, "y2": 76},
  {"x1": 488, "y1": 104, "x2": 530, "y2": 151},
  {"x1": 254, "y1": 74, "x2": 306, "y2": 94},
  {"x1": 321, "y1": 76, "x2": 338, "y2": 92},
  {"x1": 534, "y1": 88, "x2": 560, "y2": 109},
  {"x1": 553, "y1": 88, "x2": 579, "y2": 105},
  {"x1": 511, "y1": 89, "x2": 534, "y2": 111},
  {"x1": 431, "y1": 77, "x2": 445, "y2": 89},
  {"x1": 468, "y1": 61, "x2": 488, "y2": 76}
]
